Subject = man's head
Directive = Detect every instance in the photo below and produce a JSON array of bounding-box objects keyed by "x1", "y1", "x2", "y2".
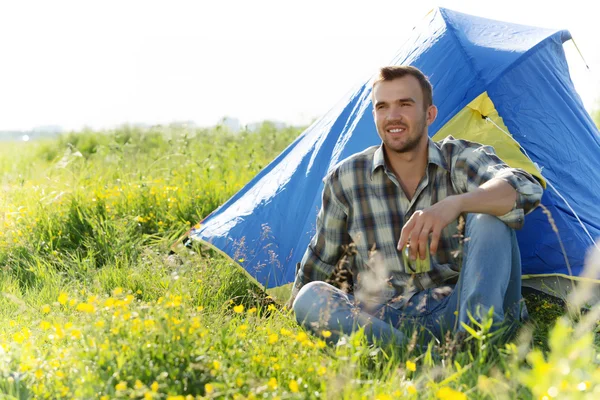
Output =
[{"x1": 372, "y1": 66, "x2": 437, "y2": 154}]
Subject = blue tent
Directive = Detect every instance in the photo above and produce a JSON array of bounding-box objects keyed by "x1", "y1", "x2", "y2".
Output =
[{"x1": 189, "y1": 8, "x2": 600, "y2": 292}]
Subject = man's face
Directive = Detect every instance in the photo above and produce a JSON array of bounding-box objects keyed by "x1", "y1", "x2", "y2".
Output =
[{"x1": 372, "y1": 75, "x2": 436, "y2": 154}]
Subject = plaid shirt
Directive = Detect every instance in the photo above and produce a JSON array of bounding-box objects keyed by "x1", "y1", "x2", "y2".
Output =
[{"x1": 292, "y1": 136, "x2": 544, "y2": 308}]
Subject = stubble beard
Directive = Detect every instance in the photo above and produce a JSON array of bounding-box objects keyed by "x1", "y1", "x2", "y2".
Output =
[{"x1": 381, "y1": 114, "x2": 428, "y2": 154}]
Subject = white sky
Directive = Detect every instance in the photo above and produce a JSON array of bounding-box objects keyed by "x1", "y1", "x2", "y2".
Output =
[{"x1": 1, "y1": 0, "x2": 599, "y2": 131}]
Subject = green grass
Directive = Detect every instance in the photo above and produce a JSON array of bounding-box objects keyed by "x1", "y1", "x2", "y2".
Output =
[{"x1": 0, "y1": 124, "x2": 599, "y2": 399}]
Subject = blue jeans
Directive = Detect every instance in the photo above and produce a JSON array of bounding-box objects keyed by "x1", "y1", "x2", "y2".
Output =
[{"x1": 292, "y1": 214, "x2": 526, "y2": 346}]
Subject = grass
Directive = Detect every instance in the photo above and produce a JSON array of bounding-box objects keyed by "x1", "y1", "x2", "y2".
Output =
[{"x1": 0, "y1": 123, "x2": 599, "y2": 399}]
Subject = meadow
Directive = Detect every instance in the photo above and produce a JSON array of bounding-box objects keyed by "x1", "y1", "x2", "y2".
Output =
[{"x1": 0, "y1": 123, "x2": 599, "y2": 399}]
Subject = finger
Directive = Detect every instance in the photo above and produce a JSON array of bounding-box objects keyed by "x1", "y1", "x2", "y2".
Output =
[
  {"x1": 409, "y1": 220, "x2": 425, "y2": 260},
  {"x1": 417, "y1": 222, "x2": 432, "y2": 260},
  {"x1": 430, "y1": 225, "x2": 442, "y2": 255},
  {"x1": 398, "y1": 215, "x2": 416, "y2": 251}
]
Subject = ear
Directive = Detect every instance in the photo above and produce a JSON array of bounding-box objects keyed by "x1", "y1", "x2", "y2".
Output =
[{"x1": 426, "y1": 105, "x2": 438, "y2": 126}]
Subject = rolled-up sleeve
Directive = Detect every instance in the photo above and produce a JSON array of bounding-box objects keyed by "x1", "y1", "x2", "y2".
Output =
[
  {"x1": 291, "y1": 173, "x2": 350, "y2": 296},
  {"x1": 452, "y1": 144, "x2": 544, "y2": 229}
]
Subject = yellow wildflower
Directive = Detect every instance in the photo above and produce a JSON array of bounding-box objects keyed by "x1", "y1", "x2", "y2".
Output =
[
  {"x1": 70, "y1": 329, "x2": 82, "y2": 339},
  {"x1": 144, "y1": 393, "x2": 154, "y2": 400},
  {"x1": 42, "y1": 304, "x2": 51, "y2": 314},
  {"x1": 115, "y1": 381, "x2": 127, "y2": 391},
  {"x1": 40, "y1": 321, "x2": 51, "y2": 331},
  {"x1": 296, "y1": 332, "x2": 308, "y2": 342},
  {"x1": 212, "y1": 360, "x2": 221, "y2": 370},
  {"x1": 113, "y1": 287, "x2": 123, "y2": 296},
  {"x1": 289, "y1": 380, "x2": 299, "y2": 393},
  {"x1": 134, "y1": 380, "x2": 144, "y2": 389},
  {"x1": 12, "y1": 332, "x2": 25, "y2": 344},
  {"x1": 233, "y1": 304, "x2": 244, "y2": 313},
  {"x1": 406, "y1": 360, "x2": 417, "y2": 372},
  {"x1": 268, "y1": 333, "x2": 279, "y2": 344},
  {"x1": 57, "y1": 293, "x2": 68, "y2": 305},
  {"x1": 321, "y1": 330, "x2": 332, "y2": 338},
  {"x1": 375, "y1": 395, "x2": 392, "y2": 400},
  {"x1": 317, "y1": 366, "x2": 327, "y2": 376},
  {"x1": 267, "y1": 304, "x2": 277, "y2": 311},
  {"x1": 436, "y1": 387, "x2": 467, "y2": 400},
  {"x1": 76, "y1": 303, "x2": 96, "y2": 313},
  {"x1": 406, "y1": 382, "x2": 417, "y2": 395},
  {"x1": 280, "y1": 328, "x2": 292, "y2": 336},
  {"x1": 151, "y1": 381, "x2": 159, "y2": 392},
  {"x1": 248, "y1": 307, "x2": 257, "y2": 314},
  {"x1": 267, "y1": 377, "x2": 278, "y2": 390},
  {"x1": 205, "y1": 383, "x2": 214, "y2": 394},
  {"x1": 94, "y1": 320, "x2": 105, "y2": 328}
]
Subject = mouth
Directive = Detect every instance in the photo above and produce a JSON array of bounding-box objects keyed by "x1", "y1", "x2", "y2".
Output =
[{"x1": 386, "y1": 126, "x2": 407, "y2": 134}]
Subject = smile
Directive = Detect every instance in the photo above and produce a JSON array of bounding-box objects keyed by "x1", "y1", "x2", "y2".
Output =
[{"x1": 387, "y1": 128, "x2": 405, "y2": 133}]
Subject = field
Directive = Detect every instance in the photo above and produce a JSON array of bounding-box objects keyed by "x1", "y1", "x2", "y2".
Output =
[{"x1": 1, "y1": 124, "x2": 599, "y2": 399}]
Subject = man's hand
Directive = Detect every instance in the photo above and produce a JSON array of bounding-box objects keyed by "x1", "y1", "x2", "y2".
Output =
[{"x1": 397, "y1": 195, "x2": 463, "y2": 261}]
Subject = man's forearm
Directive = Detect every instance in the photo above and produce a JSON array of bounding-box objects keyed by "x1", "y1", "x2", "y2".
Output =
[{"x1": 455, "y1": 178, "x2": 517, "y2": 216}]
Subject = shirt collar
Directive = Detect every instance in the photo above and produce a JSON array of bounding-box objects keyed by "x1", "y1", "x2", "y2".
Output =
[{"x1": 371, "y1": 138, "x2": 449, "y2": 177}]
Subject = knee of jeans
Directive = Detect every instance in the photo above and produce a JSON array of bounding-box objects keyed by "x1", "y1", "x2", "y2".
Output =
[
  {"x1": 466, "y1": 213, "x2": 511, "y2": 238},
  {"x1": 292, "y1": 281, "x2": 335, "y2": 323}
]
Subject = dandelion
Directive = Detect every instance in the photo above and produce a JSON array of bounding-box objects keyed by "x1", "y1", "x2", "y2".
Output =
[
  {"x1": 280, "y1": 328, "x2": 292, "y2": 336},
  {"x1": 42, "y1": 304, "x2": 51, "y2": 314},
  {"x1": 267, "y1": 304, "x2": 277, "y2": 312},
  {"x1": 268, "y1": 333, "x2": 279, "y2": 344},
  {"x1": 57, "y1": 292, "x2": 68, "y2": 305},
  {"x1": 94, "y1": 320, "x2": 105, "y2": 328},
  {"x1": 212, "y1": 360, "x2": 221, "y2": 370},
  {"x1": 316, "y1": 339, "x2": 327, "y2": 349},
  {"x1": 144, "y1": 393, "x2": 154, "y2": 400},
  {"x1": 296, "y1": 332, "x2": 308, "y2": 343},
  {"x1": 436, "y1": 387, "x2": 467, "y2": 400},
  {"x1": 233, "y1": 304, "x2": 244, "y2": 313},
  {"x1": 289, "y1": 379, "x2": 300, "y2": 393},
  {"x1": 113, "y1": 287, "x2": 124, "y2": 296},
  {"x1": 70, "y1": 329, "x2": 82, "y2": 339},
  {"x1": 267, "y1": 377, "x2": 278, "y2": 390},
  {"x1": 12, "y1": 332, "x2": 26, "y2": 344},
  {"x1": 40, "y1": 321, "x2": 51, "y2": 331},
  {"x1": 317, "y1": 366, "x2": 327, "y2": 376},
  {"x1": 321, "y1": 330, "x2": 332, "y2": 338},
  {"x1": 248, "y1": 307, "x2": 257, "y2": 314},
  {"x1": 115, "y1": 381, "x2": 127, "y2": 391},
  {"x1": 406, "y1": 382, "x2": 417, "y2": 395},
  {"x1": 406, "y1": 360, "x2": 417, "y2": 372},
  {"x1": 205, "y1": 383, "x2": 214, "y2": 394},
  {"x1": 151, "y1": 381, "x2": 159, "y2": 392},
  {"x1": 76, "y1": 303, "x2": 96, "y2": 313},
  {"x1": 134, "y1": 380, "x2": 144, "y2": 389}
]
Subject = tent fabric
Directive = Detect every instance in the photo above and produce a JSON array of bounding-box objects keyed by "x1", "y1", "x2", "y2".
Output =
[
  {"x1": 190, "y1": 8, "x2": 600, "y2": 289},
  {"x1": 431, "y1": 91, "x2": 545, "y2": 187}
]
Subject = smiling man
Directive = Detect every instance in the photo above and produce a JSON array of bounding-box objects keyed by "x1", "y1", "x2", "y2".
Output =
[{"x1": 288, "y1": 66, "x2": 544, "y2": 346}]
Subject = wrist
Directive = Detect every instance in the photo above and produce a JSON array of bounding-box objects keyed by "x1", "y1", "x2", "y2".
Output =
[{"x1": 447, "y1": 194, "x2": 466, "y2": 214}]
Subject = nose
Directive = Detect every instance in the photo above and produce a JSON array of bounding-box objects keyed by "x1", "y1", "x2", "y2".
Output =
[{"x1": 387, "y1": 105, "x2": 403, "y2": 121}]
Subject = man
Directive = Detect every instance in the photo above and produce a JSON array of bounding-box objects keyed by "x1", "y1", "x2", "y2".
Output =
[{"x1": 288, "y1": 66, "x2": 543, "y2": 346}]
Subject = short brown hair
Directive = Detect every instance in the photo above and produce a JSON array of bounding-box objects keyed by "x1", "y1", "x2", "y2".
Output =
[{"x1": 372, "y1": 66, "x2": 433, "y2": 109}]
